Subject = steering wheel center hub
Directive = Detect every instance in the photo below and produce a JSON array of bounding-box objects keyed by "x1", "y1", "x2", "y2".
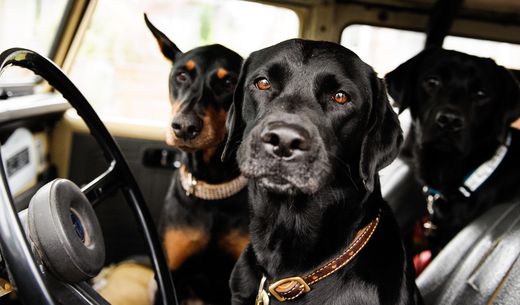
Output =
[
  {"x1": 70, "y1": 208, "x2": 89, "y2": 245},
  {"x1": 26, "y1": 179, "x2": 105, "y2": 283}
]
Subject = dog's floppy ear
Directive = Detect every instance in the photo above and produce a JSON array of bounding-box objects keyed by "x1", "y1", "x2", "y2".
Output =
[
  {"x1": 498, "y1": 66, "x2": 520, "y2": 125},
  {"x1": 221, "y1": 59, "x2": 250, "y2": 161},
  {"x1": 144, "y1": 13, "x2": 182, "y2": 62},
  {"x1": 385, "y1": 48, "x2": 438, "y2": 113},
  {"x1": 359, "y1": 75, "x2": 404, "y2": 192}
]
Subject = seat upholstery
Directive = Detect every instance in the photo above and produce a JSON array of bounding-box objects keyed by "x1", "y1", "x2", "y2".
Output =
[
  {"x1": 382, "y1": 160, "x2": 426, "y2": 233},
  {"x1": 417, "y1": 202, "x2": 520, "y2": 305}
]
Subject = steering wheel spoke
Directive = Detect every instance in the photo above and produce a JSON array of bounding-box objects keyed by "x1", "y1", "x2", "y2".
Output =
[
  {"x1": 43, "y1": 273, "x2": 110, "y2": 305},
  {"x1": 67, "y1": 282, "x2": 111, "y2": 305},
  {"x1": 81, "y1": 161, "x2": 121, "y2": 206}
]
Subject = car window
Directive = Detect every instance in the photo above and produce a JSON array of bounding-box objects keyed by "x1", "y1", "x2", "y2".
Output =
[
  {"x1": 443, "y1": 36, "x2": 520, "y2": 70},
  {"x1": 340, "y1": 25, "x2": 426, "y2": 77},
  {"x1": 341, "y1": 24, "x2": 520, "y2": 131},
  {"x1": 0, "y1": 0, "x2": 69, "y2": 84},
  {"x1": 68, "y1": 0, "x2": 299, "y2": 123},
  {"x1": 340, "y1": 24, "x2": 520, "y2": 76}
]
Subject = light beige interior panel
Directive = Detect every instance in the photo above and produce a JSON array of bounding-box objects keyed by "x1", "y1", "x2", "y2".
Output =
[{"x1": 50, "y1": 109, "x2": 165, "y2": 178}]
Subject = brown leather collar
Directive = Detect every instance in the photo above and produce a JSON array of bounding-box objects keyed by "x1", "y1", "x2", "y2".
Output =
[{"x1": 256, "y1": 211, "x2": 381, "y2": 303}]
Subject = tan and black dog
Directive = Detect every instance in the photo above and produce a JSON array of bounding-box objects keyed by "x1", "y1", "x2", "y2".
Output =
[{"x1": 145, "y1": 14, "x2": 248, "y2": 305}]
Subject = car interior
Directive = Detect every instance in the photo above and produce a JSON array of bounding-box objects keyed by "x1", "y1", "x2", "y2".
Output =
[{"x1": 0, "y1": 0, "x2": 519, "y2": 304}]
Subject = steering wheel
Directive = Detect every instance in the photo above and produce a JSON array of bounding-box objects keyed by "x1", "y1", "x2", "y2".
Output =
[{"x1": 0, "y1": 48, "x2": 178, "y2": 305}]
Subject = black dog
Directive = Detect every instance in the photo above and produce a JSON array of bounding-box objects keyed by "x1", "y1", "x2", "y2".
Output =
[
  {"x1": 386, "y1": 48, "x2": 520, "y2": 255},
  {"x1": 222, "y1": 39, "x2": 422, "y2": 305},
  {"x1": 145, "y1": 14, "x2": 249, "y2": 305}
]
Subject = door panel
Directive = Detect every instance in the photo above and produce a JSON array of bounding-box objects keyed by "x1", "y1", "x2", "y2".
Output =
[{"x1": 67, "y1": 131, "x2": 179, "y2": 264}]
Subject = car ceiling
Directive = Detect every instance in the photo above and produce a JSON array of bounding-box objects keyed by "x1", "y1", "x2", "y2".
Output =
[
  {"x1": 359, "y1": 0, "x2": 520, "y2": 14},
  {"x1": 262, "y1": 0, "x2": 520, "y2": 17}
]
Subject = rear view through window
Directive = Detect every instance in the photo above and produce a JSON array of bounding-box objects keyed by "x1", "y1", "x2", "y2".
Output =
[{"x1": 341, "y1": 24, "x2": 520, "y2": 76}]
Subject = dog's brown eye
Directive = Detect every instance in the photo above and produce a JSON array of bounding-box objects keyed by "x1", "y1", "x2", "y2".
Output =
[
  {"x1": 255, "y1": 78, "x2": 271, "y2": 90},
  {"x1": 223, "y1": 76, "x2": 236, "y2": 89},
  {"x1": 176, "y1": 72, "x2": 188, "y2": 83},
  {"x1": 423, "y1": 77, "x2": 441, "y2": 89},
  {"x1": 333, "y1": 91, "x2": 349, "y2": 104},
  {"x1": 475, "y1": 90, "x2": 487, "y2": 99},
  {"x1": 474, "y1": 89, "x2": 490, "y2": 106}
]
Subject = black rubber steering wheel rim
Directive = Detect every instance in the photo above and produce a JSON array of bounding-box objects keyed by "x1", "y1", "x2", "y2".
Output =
[{"x1": 0, "y1": 48, "x2": 178, "y2": 305}]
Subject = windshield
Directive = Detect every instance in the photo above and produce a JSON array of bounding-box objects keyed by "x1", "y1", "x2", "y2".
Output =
[{"x1": 0, "y1": 0, "x2": 70, "y2": 85}]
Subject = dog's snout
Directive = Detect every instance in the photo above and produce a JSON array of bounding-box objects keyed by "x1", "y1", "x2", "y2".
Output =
[
  {"x1": 261, "y1": 124, "x2": 310, "y2": 159},
  {"x1": 171, "y1": 114, "x2": 203, "y2": 140},
  {"x1": 435, "y1": 110, "x2": 465, "y2": 131}
]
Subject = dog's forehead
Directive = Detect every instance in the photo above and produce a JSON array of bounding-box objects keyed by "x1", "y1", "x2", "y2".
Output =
[
  {"x1": 175, "y1": 45, "x2": 242, "y2": 72},
  {"x1": 425, "y1": 50, "x2": 497, "y2": 80},
  {"x1": 248, "y1": 39, "x2": 367, "y2": 77}
]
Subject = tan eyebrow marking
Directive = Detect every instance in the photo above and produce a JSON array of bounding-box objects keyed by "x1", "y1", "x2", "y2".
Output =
[
  {"x1": 185, "y1": 60, "x2": 196, "y2": 71},
  {"x1": 217, "y1": 67, "x2": 228, "y2": 79}
]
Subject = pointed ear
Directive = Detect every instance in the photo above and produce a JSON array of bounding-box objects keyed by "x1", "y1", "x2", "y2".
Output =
[
  {"x1": 144, "y1": 13, "x2": 182, "y2": 62},
  {"x1": 221, "y1": 59, "x2": 250, "y2": 161},
  {"x1": 385, "y1": 48, "x2": 437, "y2": 114},
  {"x1": 359, "y1": 75, "x2": 404, "y2": 192}
]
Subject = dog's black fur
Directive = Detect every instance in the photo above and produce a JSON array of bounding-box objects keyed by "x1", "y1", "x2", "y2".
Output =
[
  {"x1": 145, "y1": 14, "x2": 249, "y2": 305},
  {"x1": 386, "y1": 48, "x2": 520, "y2": 251},
  {"x1": 222, "y1": 39, "x2": 422, "y2": 305}
]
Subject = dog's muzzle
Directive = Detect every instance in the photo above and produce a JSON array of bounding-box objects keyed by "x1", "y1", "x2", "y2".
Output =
[
  {"x1": 260, "y1": 122, "x2": 311, "y2": 160},
  {"x1": 239, "y1": 117, "x2": 329, "y2": 195},
  {"x1": 171, "y1": 113, "x2": 203, "y2": 140},
  {"x1": 434, "y1": 109, "x2": 465, "y2": 132}
]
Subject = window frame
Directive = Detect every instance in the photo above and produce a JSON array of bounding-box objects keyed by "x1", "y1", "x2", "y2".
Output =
[
  {"x1": 312, "y1": 2, "x2": 520, "y2": 46},
  {"x1": 0, "y1": 0, "x2": 91, "y2": 96},
  {"x1": 339, "y1": 22, "x2": 520, "y2": 74}
]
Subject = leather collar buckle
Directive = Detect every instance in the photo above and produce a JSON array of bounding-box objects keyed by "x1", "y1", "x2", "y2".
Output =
[
  {"x1": 256, "y1": 276, "x2": 270, "y2": 305},
  {"x1": 268, "y1": 277, "x2": 311, "y2": 302}
]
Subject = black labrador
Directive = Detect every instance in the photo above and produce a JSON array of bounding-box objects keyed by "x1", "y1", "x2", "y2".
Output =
[
  {"x1": 145, "y1": 14, "x2": 249, "y2": 305},
  {"x1": 222, "y1": 39, "x2": 422, "y2": 305},
  {"x1": 386, "y1": 48, "x2": 520, "y2": 254}
]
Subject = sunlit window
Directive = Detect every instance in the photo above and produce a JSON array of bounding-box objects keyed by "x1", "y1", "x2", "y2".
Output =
[
  {"x1": 69, "y1": 0, "x2": 299, "y2": 124},
  {"x1": 341, "y1": 24, "x2": 520, "y2": 76},
  {"x1": 341, "y1": 24, "x2": 520, "y2": 129},
  {"x1": 0, "y1": 0, "x2": 69, "y2": 84},
  {"x1": 444, "y1": 36, "x2": 520, "y2": 70},
  {"x1": 340, "y1": 25, "x2": 426, "y2": 76}
]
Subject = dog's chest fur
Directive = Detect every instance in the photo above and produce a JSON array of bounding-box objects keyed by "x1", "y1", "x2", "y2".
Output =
[{"x1": 247, "y1": 188, "x2": 417, "y2": 304}]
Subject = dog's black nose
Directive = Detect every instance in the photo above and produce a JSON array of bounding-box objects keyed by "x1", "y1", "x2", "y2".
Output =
[
  {"x1": 261, "y1": 124, "x2": 310, "y2": 159},
  {"x1": 171, "y1": 114, "x2": 203, "y2": 140},
  {"x1": 435, "y1": 111, "x2": 465, "y2": 131}
]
